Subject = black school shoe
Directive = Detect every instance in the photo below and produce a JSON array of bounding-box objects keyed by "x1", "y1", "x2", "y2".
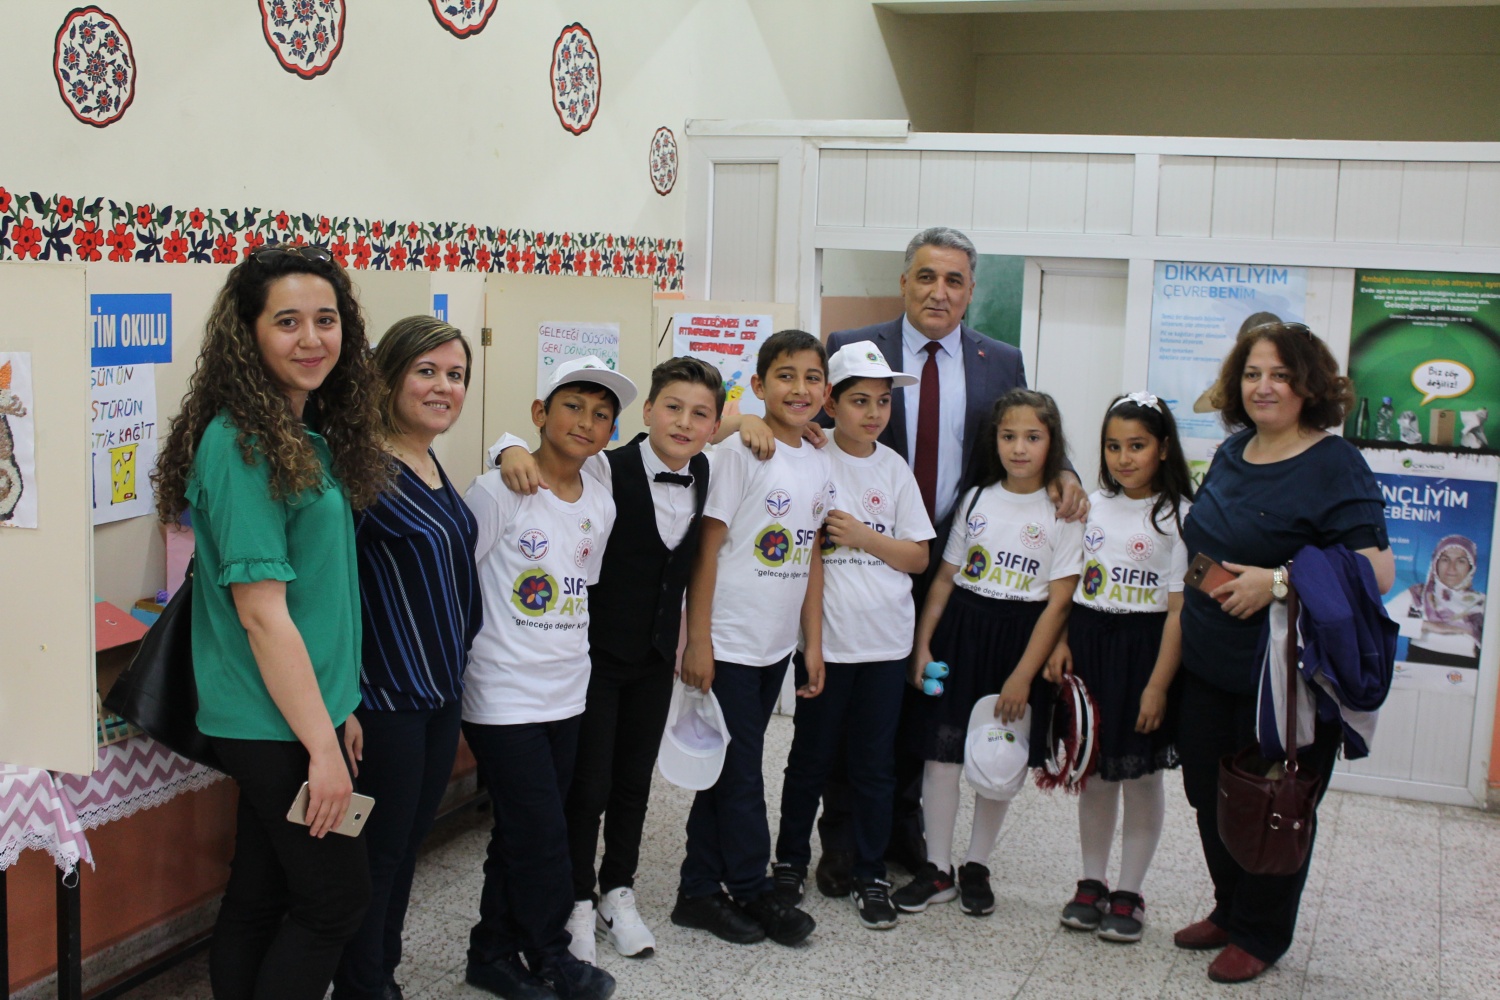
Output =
[
  {"x1": 815, "y1": 849, "x2": 853, "y2": 898},
  {"x1": 850, "y1": 877, "x2": 898, "y2": 930},
  {"x1": 739, "y1": 890, "x2": 817, "y2": 945},
  {"x1": 670, "y1": 890, "x2": 767, "y2": 944},
  {"x1": 465, "y1": 955, "x2": 557, "y2": 1000},
  {"x1": 957, "y1": 862, "x2": 996, "y2": 917},
  {"x1": 891, "y1": 862, "x2": 957, "y2": 913},
  {"x1": 535, "y1": 953, "x2": 616, "y2": 1000},
  {"x1": 772, "y1": 862, "x2": 807, "y2": 906}
]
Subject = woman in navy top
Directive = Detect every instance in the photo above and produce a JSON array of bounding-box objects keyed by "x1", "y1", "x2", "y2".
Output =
[
  {"x1": 1174, "y1": 322, "x2": 1394, "y2": 985},
  {"x1": 334, "y1": 316, "x2": 481, "y2": 1000}
]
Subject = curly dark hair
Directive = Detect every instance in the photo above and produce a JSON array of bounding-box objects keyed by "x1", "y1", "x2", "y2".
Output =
[
  {"x1": 153, "y1": 248, "x2": 389, "y2": 520},
  {"x1": 1209, "y1": 322, "x2": 1354, "y2": 432}
]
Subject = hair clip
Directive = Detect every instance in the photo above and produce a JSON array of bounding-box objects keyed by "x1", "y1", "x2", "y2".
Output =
[{"x1": 1111, "y1": 391, "x2": 1160, "y2": 412}]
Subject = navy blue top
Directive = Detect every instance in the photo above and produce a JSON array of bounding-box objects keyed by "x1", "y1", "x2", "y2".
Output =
[
  {"x1": 354, "y1": 454, "x2": 482, "y2": 711},
  {"x1": 1182, "y1": 429, "x2": 1388, "y2": 695}
]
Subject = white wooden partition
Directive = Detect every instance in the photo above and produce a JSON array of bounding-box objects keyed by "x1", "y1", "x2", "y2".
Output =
[{"x1": 684, "y1": 128, "x2": 1500, "y2": 807}]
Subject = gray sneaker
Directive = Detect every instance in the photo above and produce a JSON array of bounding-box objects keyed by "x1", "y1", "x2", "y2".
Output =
[
  {"x1": 1097, "y1": 890, "x2": 1145, "y2": 943},
  {"x1": 1060, "y1": 878, "x2": 1109, "y2": 931}
]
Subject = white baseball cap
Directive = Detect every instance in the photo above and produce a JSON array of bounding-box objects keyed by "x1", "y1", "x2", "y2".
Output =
[
  {"x1": 964, "y1": 696, "x2": 1031, "y2": 801},
  {"x1": 657, "y1": 682, "x2": 732, "y2": 791},
  {"x1": 827, "y1": 341, "x2": 918, "y2": 390},
  {"x1": 545, "y1": 355, "x2": 639, "y2": 411}
]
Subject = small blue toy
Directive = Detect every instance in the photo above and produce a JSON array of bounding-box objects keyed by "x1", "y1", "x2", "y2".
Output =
[{"x1": 922, "y1": 661, "x2": 949, "y2": 696}]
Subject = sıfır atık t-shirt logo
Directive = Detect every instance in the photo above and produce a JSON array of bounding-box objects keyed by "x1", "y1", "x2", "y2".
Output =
[
  {"x1": 512, "y1": 569, "x2": 558, "y2": 616},
  {"x1": 756, "y1": 524, "x2": 791, "y2": 566},
  {"x1": 964, "y1": 546, "x2": 988, "y2": 579}
]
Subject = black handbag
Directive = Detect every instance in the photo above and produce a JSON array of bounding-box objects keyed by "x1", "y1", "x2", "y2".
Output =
[
  {"x1": 1216, "y1": 586, "x2": 1320, "y2": 876},
  {"x1": 103, "y1": 558, "x2": 222, "y2": 770}
]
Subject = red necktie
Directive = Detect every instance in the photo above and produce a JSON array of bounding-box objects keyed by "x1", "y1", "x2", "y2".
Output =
[{"x1": 914, "y1": 342, "x2": 941, "y2": 522}]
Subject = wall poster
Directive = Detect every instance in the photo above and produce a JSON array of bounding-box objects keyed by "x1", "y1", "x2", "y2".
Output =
[
  {"x1": 1346, "y1": 270, "x2": 1499, "y2": 452},
  {"x1": 536, "y1": 321, "x2": 620, "y2": 397},
  {"x1": 671, "y1": 313, "x2": 774, "y2": 418},
  {"x1": 1364, "y1": 448, "x2": 1496, "y2": 696},
  {"x1": 90, "y1": 292, "x2": 168, "y2": 525},
  {"x1": 1147, "y1": 261, "x2": 1308, "y2": 475},
  {"x1": 0, "y1": 352, "x2": 37, "y2": 528}
]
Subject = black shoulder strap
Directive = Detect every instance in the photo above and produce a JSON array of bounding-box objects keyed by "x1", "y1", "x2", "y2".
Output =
[
  {"x1": 964, "y1": 486, "x2": 983, "y2": 522},
  {"x1": 689, "y1": 450, "x2": 709, "y2": 517}
]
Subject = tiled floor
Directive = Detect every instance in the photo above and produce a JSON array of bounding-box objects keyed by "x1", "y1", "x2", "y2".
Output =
[{"x1": 126, "y1": 715, "x2": 1500, "y2": 999}]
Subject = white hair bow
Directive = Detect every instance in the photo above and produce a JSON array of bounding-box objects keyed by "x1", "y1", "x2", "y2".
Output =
[{"x1": 1111, "y1": 391, "x2": 1160, "y2": 412}]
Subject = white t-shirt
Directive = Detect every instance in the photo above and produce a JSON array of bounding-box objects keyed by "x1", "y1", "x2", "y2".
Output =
[
  {"x1": 814, "y1": 439, "x2": 935, "y2": 663},
  {"x1": 1072, "y1": 491, "x2": 1190, "y2": 614},
  {"x1": 705, "y1": 435, "x2": 834, "y2": 667},
  {"x1": 462, "y1": 472, "x2": 616, "y2": 725},
  {"x1": 490, "y1": 432, "x2": 697, "y2": 548},
  {"x1": 942, "y1": 484, "x2": 1084, "y2": 601}
]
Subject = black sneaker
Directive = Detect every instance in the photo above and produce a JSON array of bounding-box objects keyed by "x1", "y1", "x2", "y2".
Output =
[
  {"x1": 772, "y1": 862, "x2": 807, "y2": 906},
  {"x1": 739, "y1": 890, "x2": 816, "y2": 946},
  {"x1": 1060, "y1": 878, "x2": 1110, "y2": 931},
  {"x1": 536, "y1": 952, "x2": 615, "y2": 1000},
  {"x1": 850, "y1": 877, "x2": 898, "y2": 930},
  {"x1": 814, "y1": 849, "x2": 853, "y2": 898},
  {"x1": 891, "y1": 862, "x2": 957, "y2": 913},
  {"x1": 1097, "y1": 890, "x2": 1145, "y2": 943},
  {"x1": 670, "y1": 890, "x2": 767, "y2": 944},
  {"x1": 465, "y1": 955, "x2": 557, "y2": 1000},
  {"x1": 957, "y1": 862, "x2": 995, "y2": 916}
]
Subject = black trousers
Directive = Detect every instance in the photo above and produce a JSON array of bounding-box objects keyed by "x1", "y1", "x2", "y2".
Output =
[
  {"x1": 209, "y1": 732, "x2": 371, "y2": 1000},
  {"x1": 463, "y1": 715, "x2": 583, "y2": 971},
  {"x1": 565, "y1": 647, "x2": 675, "y2": 902},
  {"x1": 333, "y1": 701, "x2": 463, "y2": 1000},
  {"x1": 1177, "y1": 670, "x2": 1340, "y2": 964}
]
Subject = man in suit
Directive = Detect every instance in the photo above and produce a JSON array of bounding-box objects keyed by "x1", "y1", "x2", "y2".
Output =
[{"x1": 816, "y1": 225, "x2": 1087, "y2": 893}]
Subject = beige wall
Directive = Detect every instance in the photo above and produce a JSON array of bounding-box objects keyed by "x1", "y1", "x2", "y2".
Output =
[{"x1": 967, "y1": 7, "x2": 1500, "y2": 140}]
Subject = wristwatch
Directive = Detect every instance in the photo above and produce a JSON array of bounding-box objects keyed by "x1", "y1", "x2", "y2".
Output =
[{"x1": 1270, "y1": 566, "x2": 1289, "y2": 601}]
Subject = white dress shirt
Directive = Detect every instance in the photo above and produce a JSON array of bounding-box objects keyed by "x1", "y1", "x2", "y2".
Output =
[
  {"x1": 488, "y1": 433, "x2": 697, "y2": 548},
  {"x1": 900, "y1": 316, "x2": 968, "y2": 524}
]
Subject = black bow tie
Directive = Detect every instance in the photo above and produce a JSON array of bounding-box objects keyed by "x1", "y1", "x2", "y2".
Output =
[{"x1": 653, "y1": 471, "x2": 693, "y2": 487}]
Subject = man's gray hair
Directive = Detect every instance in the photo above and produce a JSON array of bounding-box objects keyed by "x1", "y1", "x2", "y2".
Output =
[{"x1": 903, "y1": 227, "x2": 977, "y2": 278}]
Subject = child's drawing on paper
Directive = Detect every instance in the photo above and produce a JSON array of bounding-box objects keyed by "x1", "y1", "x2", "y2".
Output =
[{"x1": 0, "y1": 353, "x2": 38, "y2": 528}]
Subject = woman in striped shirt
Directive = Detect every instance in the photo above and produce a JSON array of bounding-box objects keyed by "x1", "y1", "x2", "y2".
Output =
[{"x1": 334, "y1": 316, "x2": 482, "y2": 1000}]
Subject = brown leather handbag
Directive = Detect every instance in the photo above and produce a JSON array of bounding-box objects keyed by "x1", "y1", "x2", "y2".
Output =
[{"x1": 1217, "y1": 587, "x2": 1322, "y2": 876}]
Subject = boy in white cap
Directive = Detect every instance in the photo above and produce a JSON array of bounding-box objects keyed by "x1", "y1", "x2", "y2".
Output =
[
  {"x1": 771, "y1": 340, "x2": 935, "y2": 930},
  {"x1": 461, "y1": 356, "x2": 633, "y2": 1000}
]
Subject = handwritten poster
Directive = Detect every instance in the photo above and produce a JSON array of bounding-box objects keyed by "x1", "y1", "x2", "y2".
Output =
[
  {"x1": 537, "y1": 321, "x2": 621, "y2": 396},
  {"x1": 0, "y1": 352, "x2": 38, "y2": 529},
  {"x1": 91, "y1": 363, "x2": 157, "y2": 525},
  {"x1": 671, "y1": 313, "x2": 774, "y2": 417}
]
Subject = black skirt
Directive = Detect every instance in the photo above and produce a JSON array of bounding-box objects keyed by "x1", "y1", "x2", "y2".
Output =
[
  {"x1": 1067, "y1": 603, "x2": 1179, "y2": 782},
  {"x1": 920, "y1": 586, "x2": 1053, "y2": 767}
]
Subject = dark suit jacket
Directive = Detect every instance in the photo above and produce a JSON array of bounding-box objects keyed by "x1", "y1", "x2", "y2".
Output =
[{"x1": 825, "y1": 317, "x2": 1027, "y2": 489}]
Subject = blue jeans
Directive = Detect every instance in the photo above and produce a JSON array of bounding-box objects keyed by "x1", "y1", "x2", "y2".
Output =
[
  {"x1": 333, "y1": 701, "x2": 462, "y2": 1000},
  {"x1": 776, "y1": 653, "x2": 905, "y2": 881},
  {"x1": 679, "y1": 658, "x2": 789, "y2": 902},
  {"x1": 462, "y1": 715, "x2": 582, "y2": 970}
]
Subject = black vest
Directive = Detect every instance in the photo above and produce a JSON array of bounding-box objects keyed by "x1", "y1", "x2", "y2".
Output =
[{"x1": 588, "y1": 434, "x2": 709, "y2": 664}]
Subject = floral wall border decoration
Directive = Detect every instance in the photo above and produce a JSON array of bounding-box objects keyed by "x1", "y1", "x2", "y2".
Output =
[
  {"x1": 259, "y1": 0, "x2": 346, "y2": 79},
  {"x1": 550, "y1": 23, "x2": 601, "y2": 136},
  {"x1": 0, "y1": 185, "x2": 684, "y2": 292},
  {"x1": 53, "y1": 7, "x2": 137, "y2": 128},
  {"x1": 650, "y1": 127, "x2": 678, "y2": 196},
  {"x1": 430, "y1": 0, "x2": 499, "y2": 38}
]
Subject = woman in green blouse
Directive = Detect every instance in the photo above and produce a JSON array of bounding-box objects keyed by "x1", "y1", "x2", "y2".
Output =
[{"x1": 153, "y1": 244, "x2": 389, "y2": 1000}]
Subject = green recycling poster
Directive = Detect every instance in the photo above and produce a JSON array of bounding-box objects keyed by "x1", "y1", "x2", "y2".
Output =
[{"x1": 1346, "y1": 270, "x2": 1500, "y2": 451}]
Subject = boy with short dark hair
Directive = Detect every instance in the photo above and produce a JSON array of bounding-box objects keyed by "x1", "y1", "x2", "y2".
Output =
[
  {"x1": 492, "y1": 356, "x2": 725, "y2": 963},
  {"x1": 771, "y1": 341, "x2": 935, "y2": 930},
  {"x1": 671, "y1": 330, "x2": 834, "y2": 947},
  {"x1": 462, "y1": 356, "x2": 633, "y2": 1000}
]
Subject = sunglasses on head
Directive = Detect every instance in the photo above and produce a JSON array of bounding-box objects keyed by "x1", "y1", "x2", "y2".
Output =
[{"x1": 248, "y1": 243, "x2": 335, "y2": 267}]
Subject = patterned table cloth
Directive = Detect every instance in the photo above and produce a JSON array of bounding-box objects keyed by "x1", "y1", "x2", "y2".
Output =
[{"x1": 0, "y1": 737, "x2": 224, "y2": 872}]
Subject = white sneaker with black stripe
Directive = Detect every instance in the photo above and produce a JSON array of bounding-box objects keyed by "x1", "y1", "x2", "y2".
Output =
[{"x1": 598, "y1": 886, "x2": 656, "y2": 958}]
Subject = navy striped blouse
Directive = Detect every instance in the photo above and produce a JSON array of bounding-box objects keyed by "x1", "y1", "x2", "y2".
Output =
[{"x1": 354, "y1": 454, "x2": 482, "y2": 711}]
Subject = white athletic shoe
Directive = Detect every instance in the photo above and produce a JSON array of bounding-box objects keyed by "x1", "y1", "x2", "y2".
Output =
[
  {"x1": 597, "y1": 886, "x2": 656, "y2": 958},
  {"x1": 565, "y1": 899, "x2": 597, "y2": 964}
]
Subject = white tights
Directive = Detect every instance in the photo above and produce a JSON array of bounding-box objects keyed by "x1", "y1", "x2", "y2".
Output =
[
  {"x1": 921, "y1": 761, "x2": 1011, "y2": 872},
  {"x1": 1076, "y1": 771, "x2": 1165, "y2": 894}
]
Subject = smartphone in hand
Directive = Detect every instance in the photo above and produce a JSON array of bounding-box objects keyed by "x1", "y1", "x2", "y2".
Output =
[
  {"x1": 1184, "y1": 553, "x2": 1235, "y2": 604},
  {"x1": 286, "y1": 782, "x2": 375, "y2": 837}
]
